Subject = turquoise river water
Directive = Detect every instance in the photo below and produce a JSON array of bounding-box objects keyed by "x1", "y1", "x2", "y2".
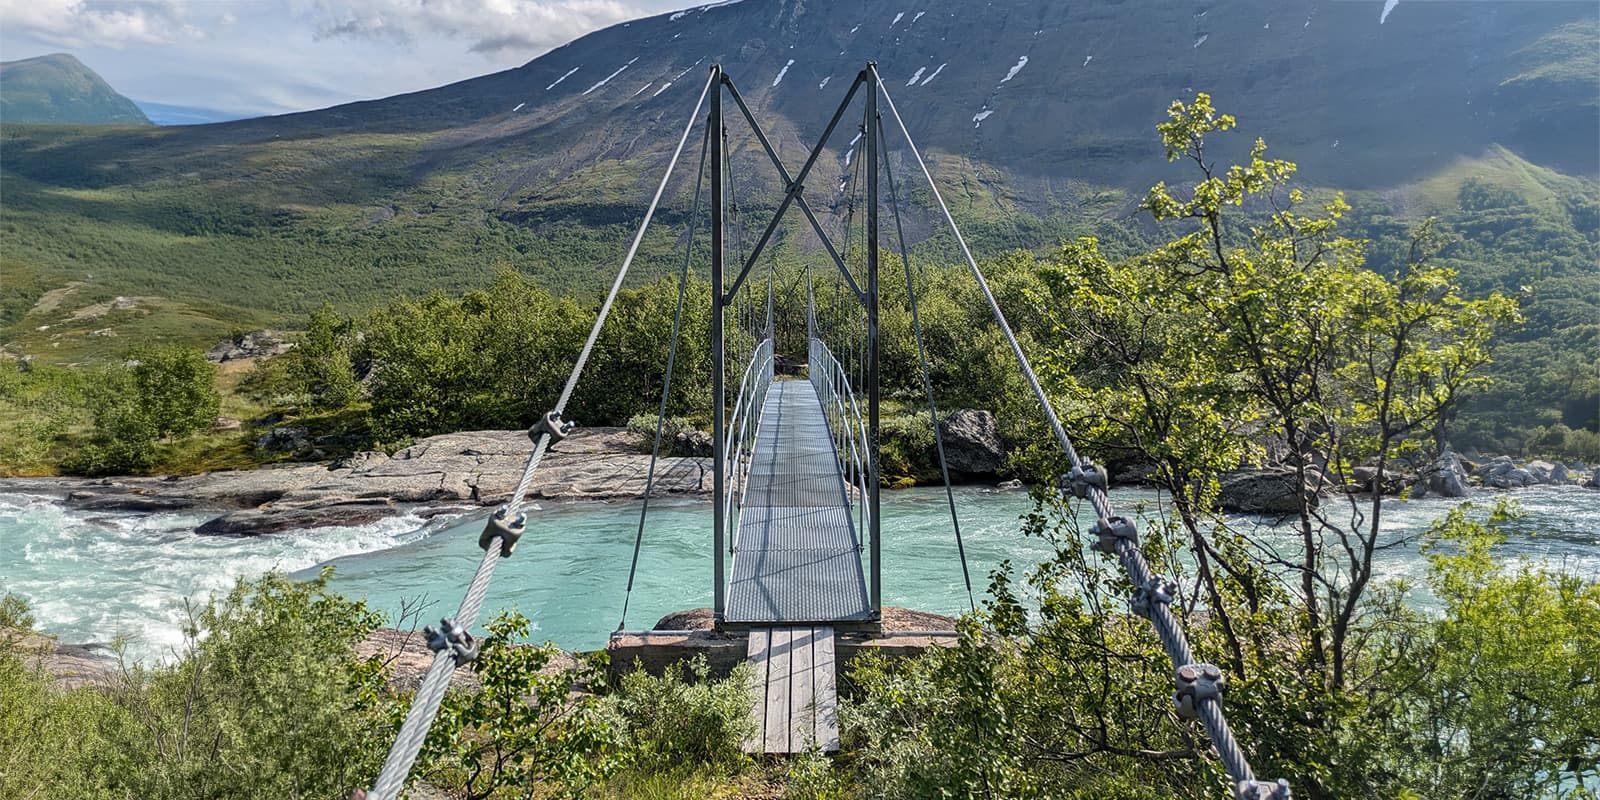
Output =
[{"x1": 2, "y1": 485, "x2": 1597, "y2": 663}]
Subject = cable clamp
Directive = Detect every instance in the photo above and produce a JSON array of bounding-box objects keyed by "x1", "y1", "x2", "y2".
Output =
[
  {"x1": 423, "y1": 617, "x2": 479, "y2": 666},
  {"x1": 479, "y1": 506, "x2": 527, "y2": 557},
  {"x1": 1173, "y1": 663, "x2": 1225, "y2": 719},
  {"x1": 528, "y1": 411, "x2": 575, "y2": 445},
  {"x1": 1236, "y1": 779, "x2": 1292, "y2": 800},
  {"x1": 1059, "y1": 462, "x2": 1108, "y2": 499},
  {"x1": 1130, "y1": 579, "x2": 1177, "y2": 620},
  {"x1": 1089, "y1": 515, "x2": 1138, "y2": 554}
]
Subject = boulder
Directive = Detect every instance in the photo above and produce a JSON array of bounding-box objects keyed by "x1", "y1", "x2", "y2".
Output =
[
  {"x1": 255, "y1": 426, "x2": 309, "y2": 452},
  {"x1": 1525, "y1": 460, "x2": 1554, "y2": 484},
  {"x1": 1348, "y1": 465, "x2": 1408, "y2": 495},
  {"x1": 196, "y1": 502, "x2": 394, "y2": 535},
  {"x1": 1217, "y1": 468, "x2": 1321, "y2": 514},
  {"x1": 8, "y1": 632, "x2": 117, "y2": 690},
  {"x1": 1586, "y1": 467, "x2": 1600, "y2": 490},
  {"x1": 71, "y1": 493, "x2": 196, "y2": 512},
  {"x1": 1493, "y1": 468, "x2": 1536, "y2": 489},
  {"x1": 1474, "y1": 455, "x2": 1515, "y2": 482},
  {"x1": 1112, "y1": 462, "x2": 1158, "y2": 485},
  {"x1": 206, "y1": 329, "x2": 293, "y2": 363},
  {"x1": 673, "y1": 430, "x2": 714, "y2": 458},
  {"x1": 1422, "y1": 450, "x2": 1472, "y2": 498},
  {"x1": 939, "y1": 409, "x2": 1005, "y2": 474}
]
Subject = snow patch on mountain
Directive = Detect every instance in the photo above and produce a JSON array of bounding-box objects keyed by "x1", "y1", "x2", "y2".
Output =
[
  {"x1": 545, "y1": 66, "x2": 580, "y2": 91},
  {"x1": 1001, "y1": 56, "x2": 1028, "y2": 83}
]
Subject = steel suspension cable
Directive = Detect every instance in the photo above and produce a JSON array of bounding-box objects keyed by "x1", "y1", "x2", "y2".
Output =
[
  {"x1": 875, "y1": 72, "x2": 1285, "y2": 799},
  {"x1": 367, "y1": 71, "x2": 716, "y2": 800},
  {"x1": 877, "y1": 116, "x2": 975, "y2": 612},
  {"x1": 618, "y1": 124, "x2": 710, "y2": 631}
]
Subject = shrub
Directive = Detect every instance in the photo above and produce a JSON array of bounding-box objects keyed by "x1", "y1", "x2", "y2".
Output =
[
  {"x1": 626, "y1": 412, "x2": 695, "y2": 444},
  {"x1": 879, "y1": 412, "x2": 935, "y2": 483},
  {"x1": 110, "y1": 569, "x2": 392, "y2": 799},
  {"x1": 604, "y1": 656, "x2": 754, "y2": 772},
  {"x1": 0, "y1": 570, "x2": 393, "y2": 800},
  {"x1": 418, "y1": 612, "x2": 616, "y2": 800}
]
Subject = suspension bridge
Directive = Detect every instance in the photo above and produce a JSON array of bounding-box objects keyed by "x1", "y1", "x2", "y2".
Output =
[{"x1": 365, "y1": 64, "x2": 1290, "y2": 800}]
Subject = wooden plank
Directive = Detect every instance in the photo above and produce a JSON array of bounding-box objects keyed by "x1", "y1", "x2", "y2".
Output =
[
  {"x1": 742, "y1": 629, "x2": 771, "y2": 754},
  {"x1": 789, "y1": 627, "x2": 816, "y2": 751},
  {"x1": 763, "y1": 627, "x2": 792, "y2": 753},
  {"x1": 814, "y1": 626, "x2": 840, "y2": 751}
]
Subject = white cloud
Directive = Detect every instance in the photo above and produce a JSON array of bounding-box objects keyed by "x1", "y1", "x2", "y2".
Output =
[
  {"x1": 301, "y1": 0, "x2": 648, "y2": 56},
  {"x1": 0, "y1": 0, "x2": 689, "y2": 115},
  {"x1": 0, "y1": 0, "x2": 196, "y2": 48}
]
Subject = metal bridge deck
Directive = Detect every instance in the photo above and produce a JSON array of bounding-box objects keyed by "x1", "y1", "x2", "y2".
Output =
[{"x1": 727, "y1": 380, "x2": 872, "y2": 623}]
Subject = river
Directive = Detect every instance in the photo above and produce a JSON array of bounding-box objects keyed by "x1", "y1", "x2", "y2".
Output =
[{"x1": 2, "y1": 485, "x2": 1597, "y2": 663}]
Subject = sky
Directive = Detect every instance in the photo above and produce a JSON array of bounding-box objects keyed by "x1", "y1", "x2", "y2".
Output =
[{"x1": 0, "y1": 0, "x2": 692, "y2": 116}]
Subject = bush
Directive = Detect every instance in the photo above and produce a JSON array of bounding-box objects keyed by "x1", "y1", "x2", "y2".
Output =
[
  {"x1": 124, "y1": 345, "x2": 220, "y2": 438},
  {"x1": 0, "y1": 570, "x2": 393, "y2": 800},
  {"x1": 110, "y1": 569, "x2": 392, "y2": 799},
  {"x1": 626, "y1": 412, "x2": 695, "y2": 444},
  {"x1": 418, "y1": 612, "x2": 616, "y2": 800},
  {"x1": 288, "y1": 305, "x2": 362, "y2": 410},
  {"x1": 879, "y1": 412, "x2": 935, "y2": 483},
  {"x1": 0, "y1": 640, "x2": 129, "y2": 799},
  {"x1": 62, "y1": 345, "x2": 220, "y2": 476},
  {"x1": 604, "y1": 656, "x2": 754, "y2": 772}
]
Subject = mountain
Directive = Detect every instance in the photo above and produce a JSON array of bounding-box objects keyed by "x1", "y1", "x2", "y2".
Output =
[
  {"x1": 135, "y1": 101, "x2": 255, "y2": 126},
  {"x1": 0, "y1": 0, "x2": 1595, "y2": 357},
  {"x1": 0, "y1": 53, "x2": 151, "y2": 126}
]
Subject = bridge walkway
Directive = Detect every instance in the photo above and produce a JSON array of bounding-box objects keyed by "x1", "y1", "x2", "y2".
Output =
[{"x1": 726, "y1": 379, "x2": 872, "y2": 624}]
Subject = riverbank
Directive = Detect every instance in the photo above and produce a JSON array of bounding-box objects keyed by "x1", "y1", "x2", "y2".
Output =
[
  {"x1": 5, "y1": 415, "x2": 1595, "y2": 537},
  {"x1": 0, "y1": 427, "x2": 709, "y2": 535}
]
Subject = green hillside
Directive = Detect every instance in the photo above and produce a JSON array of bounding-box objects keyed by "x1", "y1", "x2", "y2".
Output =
[
  {"x1": 0, "y1": 0, "x2": 1593, "y2": 461},
  {"x1": 0, "y1": 53, "x2": 150, "y2": 126}
]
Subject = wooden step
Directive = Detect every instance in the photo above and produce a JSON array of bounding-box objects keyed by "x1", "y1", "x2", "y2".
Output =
[{"x1": 742, "y1": 626, "x2": 840, "y2": 754}]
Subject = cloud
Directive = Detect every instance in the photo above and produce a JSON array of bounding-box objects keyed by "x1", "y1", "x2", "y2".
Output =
[
  {"x1": 1, "y1": 0, "x2": 693, "y2": 116},
  {"x1": 298, "y1": 0, "x2": 660, "y2": 59},
  {"x1": 0, "y1": 0, "x2": 196, "y2": 48}
]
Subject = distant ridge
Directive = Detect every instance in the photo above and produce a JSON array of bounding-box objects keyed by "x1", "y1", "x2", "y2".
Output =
[
  {"x1": 135, "y1": 101, "x2": 254, "y2": 126},
  {"x1": 0, "y1": 53, "x2": 151, "y2": 125}
]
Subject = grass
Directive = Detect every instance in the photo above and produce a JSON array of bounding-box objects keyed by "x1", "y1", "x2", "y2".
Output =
[{"x1": 1404, "y1": 145, "x2": 1592, "y2": 215}]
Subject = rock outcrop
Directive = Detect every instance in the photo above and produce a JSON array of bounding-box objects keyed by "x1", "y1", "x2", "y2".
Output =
[
  {"x1": 939, "y1": 409, "x2": 1005, "y2": 475},
  {"x1": 1417, "y1": 450, "x2": 1472, "y2": 498},
  {"x1": 1216, "y1": 468, "x2": 1322, "y2": 514},
  {"x1": 205, "y1": 330, "x2": 293, "y2": 362},
  {"x1": 2, "y1": 427, "x2": 709, "y2": 535},
  {"x1": 6, "y1": 631, "x2": 118, "y2": 690}
]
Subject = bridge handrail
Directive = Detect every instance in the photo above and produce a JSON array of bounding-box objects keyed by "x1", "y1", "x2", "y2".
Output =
[
  {"x1": 726, "y1": 338, "x2": 774, "y2": 551},
  {"x1": 808, "y1": 337, "x2": 872, "y2": 549}
]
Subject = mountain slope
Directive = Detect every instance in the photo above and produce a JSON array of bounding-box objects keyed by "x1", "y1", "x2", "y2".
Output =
[
  {"x1": 0, "y1": 53, "x2": 151, "y2": 126},
  {"x1": 0, "y1": 0, "x2": 1595, "y2": 354}
]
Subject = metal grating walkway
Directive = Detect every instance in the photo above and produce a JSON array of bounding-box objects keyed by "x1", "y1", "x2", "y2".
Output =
[{"x1": 727, "y1": 381, "x2": 872, "y2": 623}]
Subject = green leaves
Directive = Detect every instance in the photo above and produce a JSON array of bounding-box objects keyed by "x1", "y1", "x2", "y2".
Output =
[{"x1": 420, "y1": 611, "x2": 616, "y2": 799}]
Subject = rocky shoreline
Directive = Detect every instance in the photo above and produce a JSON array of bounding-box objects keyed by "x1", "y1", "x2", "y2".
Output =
[
  {"x1": 1203, "y1": 451, "x2": 1599, "y2": 514},
  {"x1": 3, "y1": 421, "x2": 1593, "y2": 534},
  {"x1": 0, "y1": 427, "x2": 709, "y2": 535}
]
